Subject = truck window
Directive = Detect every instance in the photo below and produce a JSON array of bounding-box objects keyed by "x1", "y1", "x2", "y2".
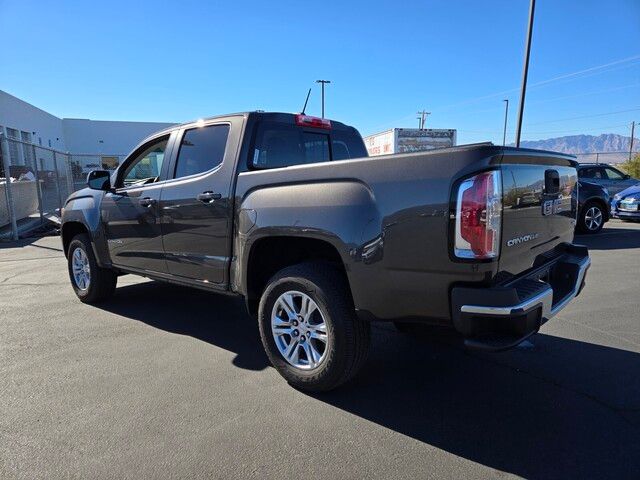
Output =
[
  {"x1": 331, "y1": 130, "x2": 368, "y2": 160},
  {"x1": 303, "y1": 132, "x2": 330, "y2": 163},
  {"x1": 174, "y1": 124, "x2": 230, "y2": 178},
  {"x1": 120, "y1": 136, "x2": 169, "y2": 187},
  {"x1": 252, "y1": 123, "x2": 332, "y2": 169}
]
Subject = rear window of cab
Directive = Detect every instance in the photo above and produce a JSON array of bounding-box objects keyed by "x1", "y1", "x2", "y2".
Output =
[{"x1": 251, "y1": 122, "x2": 367, "y2": 169}]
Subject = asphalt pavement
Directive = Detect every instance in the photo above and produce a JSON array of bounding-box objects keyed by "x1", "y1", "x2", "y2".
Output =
[{"x1": 1, "y1": 221, "x2": 639, "y2": 479}]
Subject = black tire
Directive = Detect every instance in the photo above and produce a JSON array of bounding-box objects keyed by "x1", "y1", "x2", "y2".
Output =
[
  {"x1": 67, "y1": 233, "x2": 117, "y2": 303},
  {"x1": 258, "y1": 262, "x2": 370, "y2": 392},
  {"x1": 578, "y1": 201, "x2": 605, "y2": 234}
]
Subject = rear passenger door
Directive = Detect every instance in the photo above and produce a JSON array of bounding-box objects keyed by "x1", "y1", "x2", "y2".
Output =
[{"x1": 159, "y1": 118, "x2": 241, "y2": 287}]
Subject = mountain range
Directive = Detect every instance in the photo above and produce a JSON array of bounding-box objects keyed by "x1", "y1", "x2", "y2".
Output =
[{"x1": 515, "y1": 134, "x2": 638, "y2": 154}]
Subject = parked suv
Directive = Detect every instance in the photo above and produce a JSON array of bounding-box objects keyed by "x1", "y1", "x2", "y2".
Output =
[
  {"x1": 577, "y1": 163, "x2": 637, "y2": 196},
  {"x1": 61, "y1": 112, "x2": 590, "y2": 391},
  {"x1": 575, "y1": 180, "x2": 610, "y2": 234}
]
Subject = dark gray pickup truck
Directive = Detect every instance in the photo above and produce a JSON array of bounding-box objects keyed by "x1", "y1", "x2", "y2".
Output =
[{"x1": 61, "y1": 111, "x2": 590, "y2": 391}]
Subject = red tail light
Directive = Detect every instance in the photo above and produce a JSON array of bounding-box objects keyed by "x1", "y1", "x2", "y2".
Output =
[
  {"x1": 454, "y1": 170, "x2": 502, "y2": 259},
  {"x1": 295, "y1": 114, "x2": 331, "y2": 129}
]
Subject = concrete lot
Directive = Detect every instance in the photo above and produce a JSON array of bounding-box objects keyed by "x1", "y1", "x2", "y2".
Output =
[{"x1": 1, "y1": 221, "x2": 639, "y2": 479}]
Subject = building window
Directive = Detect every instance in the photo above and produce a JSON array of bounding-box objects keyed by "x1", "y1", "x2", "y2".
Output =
[{"x1": 21, "y1": 131, "x2": 34, "y2": 164}]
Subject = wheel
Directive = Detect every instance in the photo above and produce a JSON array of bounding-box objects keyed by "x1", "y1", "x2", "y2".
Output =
[
  {"x1": 67, "y1": 233, "x2": 117, "y2": 303},
  {"x1": 578, "y1": 201, "x2": 605, "y2": 234},
  {"x1": 258, "y1": 262, "x2": 370, "y2": 392}
]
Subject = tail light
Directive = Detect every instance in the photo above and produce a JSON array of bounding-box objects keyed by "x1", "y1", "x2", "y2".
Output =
[
  {"x1": 295, "y1": 114, "x2": 331, "y2": 129},
  {"x1": 454, "y1": 170, "x2": 502, "y2": 259}
]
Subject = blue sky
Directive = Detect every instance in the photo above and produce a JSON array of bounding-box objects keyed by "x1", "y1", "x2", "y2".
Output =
[{"x1": 1, "y1": 0, "x2": 639, "y2": 144}]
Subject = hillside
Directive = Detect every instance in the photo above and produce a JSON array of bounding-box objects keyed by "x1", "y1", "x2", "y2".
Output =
[{"x1": 516, "y1": 134, "x2": 638, "y2": 154}]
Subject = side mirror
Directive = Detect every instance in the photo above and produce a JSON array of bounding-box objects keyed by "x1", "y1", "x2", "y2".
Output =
[
  {"x1": 87, "y1": 170, "x2": 112, "y2": 191},
  {"x1": 624, "y1": 174, "x2": 631, "y2": 180}
]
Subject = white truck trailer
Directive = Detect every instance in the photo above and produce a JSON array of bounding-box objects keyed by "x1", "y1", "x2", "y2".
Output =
[{"x1": 363, "y1": 128, "x2": 457, "y2": 156}]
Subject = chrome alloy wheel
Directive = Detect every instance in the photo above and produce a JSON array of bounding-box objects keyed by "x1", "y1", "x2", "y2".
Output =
[
  {"x1": 271, "y1": 291, "x2": 329, "y2": 370},
  {"x1": 71, "y1": 247, "x2": 91, "y2": 291},
  {"x1": 585, "y1": 206, "x2": 603, "y2": 231}
]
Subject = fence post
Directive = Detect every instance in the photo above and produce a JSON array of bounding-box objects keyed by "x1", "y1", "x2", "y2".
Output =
[
  {"x1": 65, "y1": 153, "x2": 74, "y2": 196},
  {"x1": 31, "y1": 144, "x2": 45, "y2": 225},
  {"x1": 52, "y1": 150, "x2": 64, "y2": 214},
  {"x1": 1, "y1": 134, "x2": 19, "y2": 240}
]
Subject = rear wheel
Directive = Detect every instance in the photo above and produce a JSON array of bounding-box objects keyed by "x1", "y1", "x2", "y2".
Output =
[
  {"x1": 258, "y1": 262, "x2": 370, "y2": 392},
  {"x1": 578, "y1": 201, "x2": 605, "y2": 234},
  {"x1": 67, "y1": 234, "x2": 117, "y2": 303}
]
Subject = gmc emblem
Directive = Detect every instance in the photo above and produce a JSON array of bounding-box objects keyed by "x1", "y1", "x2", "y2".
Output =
[{"x1": 542, "y1": 199, "x2": 562, "y2": 216}]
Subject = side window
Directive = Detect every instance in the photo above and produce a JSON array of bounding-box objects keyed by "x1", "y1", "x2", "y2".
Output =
[
  {"x1": 174, "y1": 124, "x2": 230, "y2": 179},
  {"x1": 579, "y1": 167, "x2": 602, "y2": 179},
  {"x1": 120, "y1": 136, "x2": 169, "y2": 188},
  {"x1": 604, "y1": 167, "x2": 624, "y2": 180}
]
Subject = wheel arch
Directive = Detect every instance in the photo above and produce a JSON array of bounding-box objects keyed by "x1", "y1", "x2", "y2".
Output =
[{"x1": 242, "y1": 235, "x2": 353, "y2": 318}]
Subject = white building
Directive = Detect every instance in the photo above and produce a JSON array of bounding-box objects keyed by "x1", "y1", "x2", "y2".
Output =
[{"x1": 0, "y1": 89, "x2": 175, "y2": 168}]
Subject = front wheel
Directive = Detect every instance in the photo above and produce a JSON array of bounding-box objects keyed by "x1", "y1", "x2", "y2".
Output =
[
  {"x1": 67, "y1": 233, "x2": 117, "y2": 303},
  {"x1": 258, "y1": 262, "x2": 370, "y2": 392},
  {"x1": 578, "y1": 201, "x2": 605, "y2": 234}
]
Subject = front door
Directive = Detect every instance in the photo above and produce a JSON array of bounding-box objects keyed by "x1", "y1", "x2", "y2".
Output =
[
  {"x1": 159, "y1": 122, "x2": 234, "y2": 286},
  {"x1": 101, "y1": 134, "x2": 172, "y2": 273}
]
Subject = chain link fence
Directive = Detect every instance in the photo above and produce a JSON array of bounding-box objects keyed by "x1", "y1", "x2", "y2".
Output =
[
  {"x1": 1, "y1": 134, "x2": 125, "y2": 240},
  {"x1": 574, "y1": 151, "x2": 634, "y2": 165}
]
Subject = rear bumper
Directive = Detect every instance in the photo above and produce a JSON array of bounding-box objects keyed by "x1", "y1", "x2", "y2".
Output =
[{"x1": 451, "y1": 244, "x2": 590, "y2": 352}]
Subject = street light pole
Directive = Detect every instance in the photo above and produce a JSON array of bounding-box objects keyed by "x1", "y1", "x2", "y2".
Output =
[
  {"x1": 630, "y1": 121, "x2": 636, "y2": 161},
  {"x1": 315, "y1": 80, "x2": 331, "y2": 118},
  {"x1": 515, "y1": 0, "x2": 536, "y2": 148},
  {"x1": 502, "y1": 99, "x2": 509, "y2": 146}
]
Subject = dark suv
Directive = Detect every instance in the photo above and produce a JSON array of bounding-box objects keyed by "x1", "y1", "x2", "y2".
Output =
[{"x1": 577, "y1": 163, "x2": 637, "y2": 196}]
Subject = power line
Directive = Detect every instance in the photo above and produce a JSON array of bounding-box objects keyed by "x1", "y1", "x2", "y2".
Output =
[
  {"x1": 432, "y1": 54, "x2": 640, "y2": 112},
  {"x1": 524, "y1": 107, "x2": 640, "y2": 126}
]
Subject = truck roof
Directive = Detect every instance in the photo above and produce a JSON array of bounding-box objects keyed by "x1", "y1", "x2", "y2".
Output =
[{"x1": 155, "y1": 111, "x2": 357, "y2": 135}]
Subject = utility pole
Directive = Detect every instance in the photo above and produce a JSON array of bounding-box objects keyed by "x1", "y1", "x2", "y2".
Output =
[
  {"x1": 315, "y1": 80, "x2": 331, "y2": 118},
  {"x1": 515, "y1": 0, "x2": 536, "y2": 147},
  {"x1": 630, "y1": 121, "x2": 636, "y2": 161},
  {"x1": 416, "y1": 110, "x2": 430, "y2": 130},
  {"x1": 502, "y1": 99, "x2": 509, "y2": 146}
]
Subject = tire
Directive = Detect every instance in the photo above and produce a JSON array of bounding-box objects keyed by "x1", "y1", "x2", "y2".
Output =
[
  {"x1": 67, "y1": 233, "x2": 117, "y2": 303},
  {"x1": 578, "y1": 201, "x2": 605, "y2": 234},
  {"x1": 258, "y1": 262, "x2": 370, "y2": 392}
]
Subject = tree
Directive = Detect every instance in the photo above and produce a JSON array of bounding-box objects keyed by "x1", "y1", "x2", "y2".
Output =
[{"x1": 620, "y1": 153, "x2": 640, "y2": 179}]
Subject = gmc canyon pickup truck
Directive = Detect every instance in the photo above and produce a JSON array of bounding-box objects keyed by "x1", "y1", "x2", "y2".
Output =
[{"x1": 61, "y1": 111, "x2": 590, "y2": 391}]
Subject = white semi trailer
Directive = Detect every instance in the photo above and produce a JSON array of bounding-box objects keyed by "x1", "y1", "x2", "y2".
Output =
[{"x1": 363, "y1": 128, "x2": 457, "y2": 156}]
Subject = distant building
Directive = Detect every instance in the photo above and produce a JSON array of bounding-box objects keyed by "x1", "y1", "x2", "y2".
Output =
[
  {"x1": 0, "y1": 89, "x2": 175, "y2": 170},
  {"x1": 363, "y1": 128, "x2": 457, "y2": 156}
]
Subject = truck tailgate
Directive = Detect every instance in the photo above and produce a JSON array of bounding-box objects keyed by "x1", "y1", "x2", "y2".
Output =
[{"x1": 499, "y1": 154, "x2": 578, "y2": 275}]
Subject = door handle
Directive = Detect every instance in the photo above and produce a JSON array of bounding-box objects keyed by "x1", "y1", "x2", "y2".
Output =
[
  {"x1": 139, "y1": 197, "x2": 156, "y2": 207},
  {"x1": 197, "y1": 191, "x2": 222, "y2": 203}
]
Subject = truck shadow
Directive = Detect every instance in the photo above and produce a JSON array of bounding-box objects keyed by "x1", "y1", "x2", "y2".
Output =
[
  {"x1": 576, "y1": 224, "x2": 640, "y2": 250},
  {"x1": 97, "y1": 281, "x2": 270, "y2": 371},
  {"x1": 315, "y1": 325, "x2": 640, "y2": 479},
  {"x1": 98, "y1": 280, "x2": 640, "y2": 479}
]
